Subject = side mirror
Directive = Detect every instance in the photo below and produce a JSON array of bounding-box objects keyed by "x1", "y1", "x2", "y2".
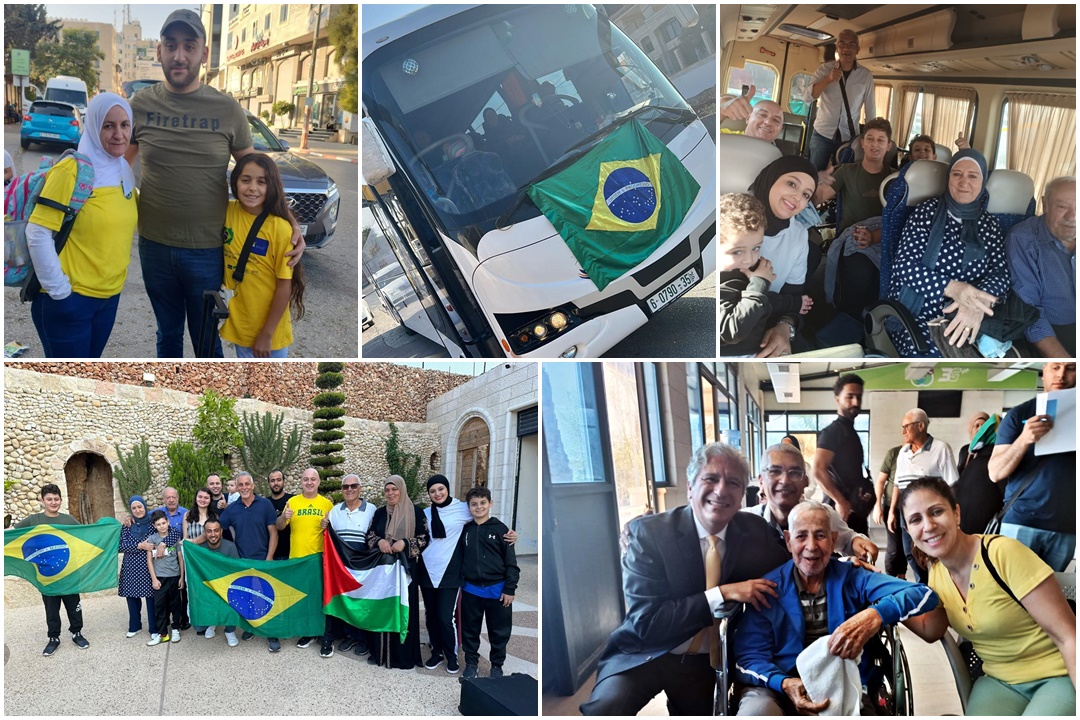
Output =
[
  {"x1": 280, "y1": 139, "x2": 290, "y2": 150},
  {"x1": 362, "y1": 117, "x2": 397, "y2": 186}
]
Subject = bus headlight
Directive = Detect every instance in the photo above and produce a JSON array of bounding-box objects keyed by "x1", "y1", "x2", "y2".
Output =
[
  {"x1": 500, "y1": 305, "x2": 580, "y2": 355},
  {"x1": 549, "y1": 312, "x2": 569, "y2": 330},
  {"x1": 532, "y1": 324, "x2": 548, "y2": 339}
]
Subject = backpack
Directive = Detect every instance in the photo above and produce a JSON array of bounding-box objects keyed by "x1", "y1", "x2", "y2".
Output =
[{"x1": 4, "y1": 150, "x2": 95, "y2": 293}]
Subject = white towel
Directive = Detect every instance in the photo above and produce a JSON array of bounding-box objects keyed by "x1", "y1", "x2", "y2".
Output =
[{"x1": 795, "y1": 634, "x2": 862, "y2": 716}]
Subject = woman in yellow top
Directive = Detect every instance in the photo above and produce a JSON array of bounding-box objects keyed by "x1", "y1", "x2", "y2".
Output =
[
  {"x1": 900, "y1": 476, "x2": 1075, "y2": 715},
  {"x1": 220, "y1": 153, "x2": 305, "y2": 357},
  {"x1": 27, "y1": 92, "x2": 137, "y2": 357}
]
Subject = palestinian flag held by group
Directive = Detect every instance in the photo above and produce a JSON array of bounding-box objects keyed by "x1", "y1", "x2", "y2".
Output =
[
  {"x1": 527, "y1": 119, "x2": 701, "y2": 292},
  {"x1": 323, "y1": 525, "x2": 409, "y2": 641},
  {"x1": 4, "y1": 518, "x2": 122, "y2": 595},
  {"x1": 184, "y1": 542, "x2": 325, "y2": 637}
]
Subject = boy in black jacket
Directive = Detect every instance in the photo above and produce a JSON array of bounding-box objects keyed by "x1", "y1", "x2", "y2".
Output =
[{"x1": 457, "y1": 486, "x2": 519, "y2": 680}]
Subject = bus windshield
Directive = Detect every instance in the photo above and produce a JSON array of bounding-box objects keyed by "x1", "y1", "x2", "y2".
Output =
[{"x1": 365, "y1": 4, "x2": 694, "y2": 235}]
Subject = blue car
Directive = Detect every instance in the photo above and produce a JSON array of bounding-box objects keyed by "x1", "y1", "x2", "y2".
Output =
[{"x1": 20, "y1": 100, "x2": 83, "y2": 151}]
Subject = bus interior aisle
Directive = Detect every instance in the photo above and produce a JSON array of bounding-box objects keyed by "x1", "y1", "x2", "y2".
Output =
[{"x1": 718, "y1": 4, "x2": 1076, "y2": 360}]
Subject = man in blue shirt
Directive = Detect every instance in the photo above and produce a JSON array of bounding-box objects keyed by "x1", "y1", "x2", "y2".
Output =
[
  {"x1": 988, "y1": 361, "x2": 1076, "y2": 571},
  {"x1": 1005, "y1": 176, "x2": 1075, "y2": 357},
  {"x1": 154, "y1": 487, "x2": 187, "y2": 530},
  {"x1": 217, "y1": 471, "x2": 281, "y2": 652}
]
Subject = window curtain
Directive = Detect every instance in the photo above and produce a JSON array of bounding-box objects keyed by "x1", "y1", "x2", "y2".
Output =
[
  {"x1": 920, "y1": 86, "x2": 977, "y2": 147},
  {"x1": 1005, "y1": 92, "x2": 1076, "y2": 201},
  {"x1": 862, "y1": 84, "x2": 893, "y2": 125},
  {"x1": 897, "y1": 87, "x2": 920, "y2": 149}
]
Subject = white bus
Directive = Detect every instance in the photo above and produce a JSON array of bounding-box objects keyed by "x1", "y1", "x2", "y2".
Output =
[{"x1": 362, "y1": 4, "x2": 716, "y2": 358}]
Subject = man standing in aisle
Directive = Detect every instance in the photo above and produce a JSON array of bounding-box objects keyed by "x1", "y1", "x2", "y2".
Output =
[
  {"x1": 805, "y1": 29, "x2": 876, "y2": 170},
  {"x1": 127, "y1": 9, "x2": 303, "y2": 357}
]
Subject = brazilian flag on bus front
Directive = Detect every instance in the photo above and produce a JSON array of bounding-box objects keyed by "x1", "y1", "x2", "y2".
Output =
[
  {"x1": 527, "y1": 119, "x2": 700, "y2": 292},
  {"x1": 4, "y1": 518, "x2": 122, "y2": 595},
  {"x1": 184, "y1": 541, "x2": 325, "y2": 637}
]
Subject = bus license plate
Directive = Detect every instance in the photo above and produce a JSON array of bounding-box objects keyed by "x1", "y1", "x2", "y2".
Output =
[{"x1": 647, "y1": 267, "x2": 699, "y2": 314}]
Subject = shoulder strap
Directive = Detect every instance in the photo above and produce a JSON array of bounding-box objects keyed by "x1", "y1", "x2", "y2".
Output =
[
  {"x1": 232, "y1": 210, "x2": 270, "y2": 282},
  {"x1": 992, "y1": 463, "x2": 1041, "y2": 525},
  {"x1": 980, "y1": 535, "x2": 1025, "y2": 611},
  {"x1": 837, "y1": 71, "x2": 857, "y2": 141}
]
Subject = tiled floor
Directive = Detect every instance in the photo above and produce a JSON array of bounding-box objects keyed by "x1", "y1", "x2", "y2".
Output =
[{"x1": 542, "y1": 524, "x2": 966, "y2": 716}]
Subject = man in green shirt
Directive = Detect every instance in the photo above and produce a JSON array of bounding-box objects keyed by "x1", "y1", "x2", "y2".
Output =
[
  {"x1": 126, "y1": 10, "x2": 303, "y2": 358},
  {"x1": 13, "y1": 483, "x2": 91, "y2": 656}
]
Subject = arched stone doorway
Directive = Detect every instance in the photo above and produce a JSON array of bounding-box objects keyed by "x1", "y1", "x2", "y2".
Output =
[
  {"x1": 455, "y1": 417, "x2": 490, "y2": 501},
  {"x1": 63, "y1": 452, "x2": 115, "y2": 524}
]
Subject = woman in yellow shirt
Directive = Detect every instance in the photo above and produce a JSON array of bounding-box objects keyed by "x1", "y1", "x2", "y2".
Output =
[
  {"x1": 27, "y1": 92, "x2": 137, "y2": 357},
  {"x1": 219, "y1": 153, "x2": 305, "y2": 358},
  {"x1": 900, "y1": 476, "x2": 1075, "y2": 715}
]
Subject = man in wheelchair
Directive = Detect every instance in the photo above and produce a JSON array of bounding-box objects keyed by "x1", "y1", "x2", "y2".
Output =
[{"x1": 733, "y1": 501, "x2": 938, "y2": 715}]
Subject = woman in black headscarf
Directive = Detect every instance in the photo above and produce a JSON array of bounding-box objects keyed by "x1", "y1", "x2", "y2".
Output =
[
  {"x1": 748, "y1": 156, "x2": 819, "y2": 323},
  {"x1": 886, "y1": 148, "x2": 1009, "y2": 356}
]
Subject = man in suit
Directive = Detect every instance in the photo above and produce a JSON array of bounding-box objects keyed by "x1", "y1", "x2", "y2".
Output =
[{"x1": 581, "y1": 442, "x2": 792, "y2": 716}]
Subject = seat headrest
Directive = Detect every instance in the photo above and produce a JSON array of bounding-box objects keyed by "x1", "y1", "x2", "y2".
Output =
[
  {"x1": 903, "y1": 159, "x2": 949, "y2": 206},
  {"x1": 986, "y1": 169, "x2": 1035, "y2": 215},
  {"x1": 719, "y1": 117, "x2": 747, "y2": 133},
  {"x1": 934, "y1": 144, "x2": 952, "y2": 164},
  {"x1": 717, "y1": 134, "x2": 782, "y2": 194}
]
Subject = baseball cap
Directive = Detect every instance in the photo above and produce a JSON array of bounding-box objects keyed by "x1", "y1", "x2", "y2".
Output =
[{"x1": 160, "y1": 9, "x2": 206, "y2": 39}]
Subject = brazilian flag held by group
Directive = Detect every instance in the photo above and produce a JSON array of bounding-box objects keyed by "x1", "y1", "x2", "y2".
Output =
[
  {"x1": 4, "y1": 518, "x2": 122, "y2": 595},
  {"x1": 184, "y1": 542, "x2": 325, "y2": 638},
  {"x1": 527, "y1": 119, "x2": 701, "y2": 292}
]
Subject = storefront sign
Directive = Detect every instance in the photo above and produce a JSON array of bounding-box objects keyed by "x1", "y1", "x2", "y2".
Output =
[{"x1": 858, "y1": 364, "x2": 1038, "y2": 391}]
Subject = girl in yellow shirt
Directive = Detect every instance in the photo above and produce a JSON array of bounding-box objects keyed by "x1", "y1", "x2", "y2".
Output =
[
  {"x1": 900, "y1": 476, "x2": 1075, "y2": 716},
  {"x1": 220, "y1": 154, "x2": 305, "y2": 357},
  {"x1": 27, "y1": 92, "x2": 137, "y2": 357}
]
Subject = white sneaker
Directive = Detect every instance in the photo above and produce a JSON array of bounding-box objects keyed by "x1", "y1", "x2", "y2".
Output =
[
  {"x1": 147, "y1": 634, "x2": 163, "y2": 646},
  {"x1": 125, "y1": 630, "x2": 139, "y2": 638},
  {"x1": 204, "y1": 626, "x2": 216, "y2": 640},
  {"x1": 225, "y1": 631, "x2": 239, "y2": 647},
  {"x1": 170, "y1": 629, "x2": 180, "y2": 643}
]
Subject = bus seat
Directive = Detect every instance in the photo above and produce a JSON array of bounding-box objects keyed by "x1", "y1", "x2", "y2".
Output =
[
  {"x1": 717, "y1": 134, "x2": 781, "y2": 194},
  {"x1": 986, "y1": 169, "x2": 1036, "y2": 234},
  {"x1": 934, "y1": 144, "x2": 953, "y2": 164},
  {"x1": 446, "y1": 151, "x2": 517, "y2": 213},
  {"x1": 719, "y1": 117, "x2": 747, "y2": 133},
  {"x1": 878, "y1": 159, "x2": 950, "y2": 297}
]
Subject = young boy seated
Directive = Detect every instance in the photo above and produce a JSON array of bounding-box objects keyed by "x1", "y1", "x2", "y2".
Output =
[
  {"x1": 457, "y1": 487, "x2": 520, "y2": 680},
  {"x1": 908, "y1": 134, "x2": 937, "y2": 161},
  {"x1": 146, "y1": 510, "x2": 185, "y2": 646},
  {"x1": 718, "y1": 193, "x2": 803, "y2": 357}
]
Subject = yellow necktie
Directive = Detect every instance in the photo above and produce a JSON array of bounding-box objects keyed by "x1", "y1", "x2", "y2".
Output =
[{"x1": 689, "y1": 534, "x2": 723, "y2": 667}]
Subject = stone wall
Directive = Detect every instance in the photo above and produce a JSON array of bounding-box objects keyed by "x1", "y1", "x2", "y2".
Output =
[
  {"x1": 12, "y1": 362, "x2": 472, "y2": 423},
  {"x1": 4, "y1": 369, "x2": 440, "y2": 523}
]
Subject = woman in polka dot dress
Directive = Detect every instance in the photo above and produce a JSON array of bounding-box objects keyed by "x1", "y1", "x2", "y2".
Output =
[
  {"x1": 118, "y1": 496, "x2": 180, "y2": 638},
  {"x1": 887, "y1": 149, "x2": 1008, "y2": 356}
]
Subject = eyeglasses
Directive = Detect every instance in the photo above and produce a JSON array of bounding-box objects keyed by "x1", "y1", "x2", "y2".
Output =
[
  {"x1": 765, "y1": 466, "x2": 806, "y2": 480},
  {"x1": 900, "y1": 422, "x2": 923, "y2": 431},
  {"x1": 342, "y1": 484, "x2": 360, "y2": 490}
]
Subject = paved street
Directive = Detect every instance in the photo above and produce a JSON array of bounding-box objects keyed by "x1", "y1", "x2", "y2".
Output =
[
  {"x1": 3, "y1": 125, "x2": 359, "y2": 359},
  {"x1": 4, "y1": 556, "x2": 538, "y2": 716}
]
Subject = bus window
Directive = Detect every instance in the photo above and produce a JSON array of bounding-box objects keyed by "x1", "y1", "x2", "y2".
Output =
[
  {"x1": 999, "y1": 92, "x2": 1076, "y2": 198},
  {"x1": 725, "y1": 60, "x2": 777, "y2": 102},
  {"x1": 897, "y1": 85, "x2": 976, "y2": 151},
  {"x1": 861, "y1": 83, "x2": 893, "y2": 125},
  {"x1": 788, "y1": 73, "x2": 812, "y2": 115}
]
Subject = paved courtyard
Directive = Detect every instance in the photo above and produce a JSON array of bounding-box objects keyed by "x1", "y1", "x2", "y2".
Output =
[{"x1": 4, "y1": 556, "x2": 537, "y2": 715}]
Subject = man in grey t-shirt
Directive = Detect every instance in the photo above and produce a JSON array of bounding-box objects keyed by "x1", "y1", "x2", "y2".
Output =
[
  {"x1": 197, "y1": 518, "x2": 240, "y2": 646},
  {"x1": 126, "y1": 9, "x2": 303, "y2": 358}
]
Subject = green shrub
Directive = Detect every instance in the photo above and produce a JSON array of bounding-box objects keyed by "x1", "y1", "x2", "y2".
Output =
[
  {"x1": 315, "y1": 372, "x2": 344, "y2": 389},
  {"x1": 309, "y1": 443, "x2": 344, "y2": 455},
  {"x1": 313, "y1": 391, "x2": 346, "y2": 407},
  {"x1": 385, "y1": 422, "x2": 425, "y2": 506},
  {"x1": 238, "y1": 411, "x2": 303, "y2": 495},
  {"x1": 166, "y1": 441, "x2": 217, "y2": 509},
  {"x1": 317, "y1": 362, "x2": 345, "y2": 373},
  {"x1": 312, "y1": 430, "x2": 345, "y2": 443},
  {"x1": 313, "y1": 407, "x2": 347, "y2": 420}
]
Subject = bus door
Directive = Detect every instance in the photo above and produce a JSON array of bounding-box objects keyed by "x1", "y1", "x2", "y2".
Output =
[{"x1": 362, "y1": 195, "x2": 468, "y2": 356}]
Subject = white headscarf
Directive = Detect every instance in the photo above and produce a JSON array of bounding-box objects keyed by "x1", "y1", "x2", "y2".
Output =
[{"x1": 77, "y1": 92, "x2": 136, "y2": 196}]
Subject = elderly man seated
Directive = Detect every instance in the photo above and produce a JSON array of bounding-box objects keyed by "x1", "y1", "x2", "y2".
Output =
[
  {"x1": 720, "y1": 89, "x2": 785, "y2": 146},
  {"x1": 1005, "y1": 176, "x2": 1076, "y2": 357},
  {"x1": 743, "y1": 443, "x2": 879, "y2": 563},
  {"x1": 733, "y1": 501, "x2": 939, "y2": 715}
]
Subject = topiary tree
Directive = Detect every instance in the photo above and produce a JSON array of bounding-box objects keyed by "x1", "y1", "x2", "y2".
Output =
[
  {"x1": 193, "y1": 390, "x2": 241, "y2": 479},
  {"x1": 166, "y1": 440, "x2": 218, "y2": 510},
  {"x1": 271, "y1": 99, "x2": 295, "y2": 128},
  {"x1": 114, "y1": 437, "x2": 153, "y2": 503},
  {"x1": 311, "y1": 362, "x2": 346, "y2": 494},
  {"x1": 385, "y1": 421, "x2": 425, "y2": 506},
  {"x1": 238, "y1": 411, "x2": 303, "y2": 496}
]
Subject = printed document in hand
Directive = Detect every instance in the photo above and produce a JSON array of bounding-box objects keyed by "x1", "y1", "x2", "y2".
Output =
[{"x1": 1035, "y1": 387, "x2": 1075, "y2": 456}]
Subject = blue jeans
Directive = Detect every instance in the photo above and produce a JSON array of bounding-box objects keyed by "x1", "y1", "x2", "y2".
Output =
[
  {"x1": 1001, "y1": 523, "x2": 1076, "y2": 572},
  {"x1": 808, "y1": 131, "x2": 841, "y2": 171},
  {"x1": 31, "y1": 291, "x2": 120, "y2": 358},
  {"x1": 125, "y1": 595, "x2": 157, "y2": 634},
  {"x1": 233, "y1": 344, "x2": 289, "y2": 359},
  {"x1": 138, "y1": 237, "x2": 223, "y2": 358}
]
